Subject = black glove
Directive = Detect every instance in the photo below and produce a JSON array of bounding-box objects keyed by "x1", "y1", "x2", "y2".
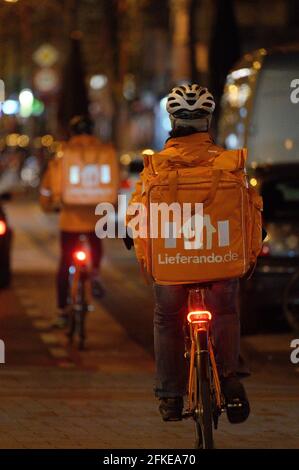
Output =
[{"x1": 123, "y1": 228, "x2": 134, "y2": 250}]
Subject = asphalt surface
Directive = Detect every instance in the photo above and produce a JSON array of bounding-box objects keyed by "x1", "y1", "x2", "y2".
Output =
[{"x1": 0, "y1": 198, "x2": 298, "y2": 449}]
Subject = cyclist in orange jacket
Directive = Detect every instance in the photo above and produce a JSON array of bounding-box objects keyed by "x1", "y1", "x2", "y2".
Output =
[
  {"x1": 126, "y1": 85, "x2": 250, "y2": 423},
  {"x1": 40, "y1": 116, "x2": 105, "y2": 328}
]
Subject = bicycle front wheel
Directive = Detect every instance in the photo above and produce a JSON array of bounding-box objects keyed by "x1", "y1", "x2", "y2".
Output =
[{"x1": 194, "y1": 332, "x2": 214, "y2": 449}]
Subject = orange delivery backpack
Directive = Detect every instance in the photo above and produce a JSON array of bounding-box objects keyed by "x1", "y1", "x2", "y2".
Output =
[
  {"x1": 50, "y1": 136, "x2": 119, "y2": 206},
  {"x1": 130, "y1": 146, "x2": 263, "y2": 285}
]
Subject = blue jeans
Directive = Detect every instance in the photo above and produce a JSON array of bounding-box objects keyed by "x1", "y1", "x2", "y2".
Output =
[{"x1": 153, "y1": 279, "x2": 240, "y2": 398}]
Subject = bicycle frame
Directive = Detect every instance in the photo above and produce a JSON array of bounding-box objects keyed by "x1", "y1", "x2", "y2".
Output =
[
  {"x1": 70, "y1": 249, "x2": 92, "y2": 309},
  {"x1": 185, "y1": 286, "x2": 223, "y2": 448},
  {"x1": 187, "y1": 309, "x2": 222, "y2": 412},
  {"x1": 67, "y1": 235, "x2": 93, "y2": 349}
]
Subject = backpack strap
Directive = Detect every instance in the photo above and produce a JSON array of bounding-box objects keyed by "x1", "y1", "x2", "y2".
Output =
[{"x1": 168, "y1": 168, "x2": 222, "y2": 208}]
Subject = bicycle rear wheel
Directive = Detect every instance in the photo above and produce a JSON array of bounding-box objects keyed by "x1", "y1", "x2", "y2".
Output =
[
  {"x1": 194, "y1": 332, "x2": 214, "y2": 449},
  {"x1": 68, "y1": 273, "x2": 88, "y2": 350},
  {"x1": 76, "y1": 277, "x2": 88, "y2": 350}
]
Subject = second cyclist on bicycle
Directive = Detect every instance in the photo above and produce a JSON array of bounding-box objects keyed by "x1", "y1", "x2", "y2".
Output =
[{"x1": 40, "y1": 115, "x2": 119, "y2": 328}]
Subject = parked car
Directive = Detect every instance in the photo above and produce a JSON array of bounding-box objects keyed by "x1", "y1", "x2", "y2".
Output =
[
  {"x1": 217, "y1": 45, "x2": 299, "y2": 333},
  {"x1": 240, "y1": 163, "x2": 299, "y2": 333},
  {"x1": 0, "y1": 193, "x2": 12, "y2": 288},
  {"x1": 217, "y1": 44, "x2": 299, "y2": 167}
]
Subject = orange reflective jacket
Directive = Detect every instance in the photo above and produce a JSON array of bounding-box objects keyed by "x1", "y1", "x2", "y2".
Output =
[{"x1": 40, "y1": 135, "x2": 118, "y2": 233}]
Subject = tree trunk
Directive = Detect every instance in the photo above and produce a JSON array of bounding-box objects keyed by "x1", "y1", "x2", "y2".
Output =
[
  {"x1": 189, "y1": 0, "x2": 200, "y2": 83},
  {"x1": 209, "y1": 0, "x2": 241, "y2": 126}
]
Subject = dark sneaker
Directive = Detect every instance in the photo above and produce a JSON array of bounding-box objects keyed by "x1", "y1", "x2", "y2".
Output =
[
  {"x1": 92, "y1": 279, "x2": 105, "y2": 299},
  {"x1": 221, "y1": 376, "x2": 250, "y2": 424},
  {"x1": 158, "y1": 397, "x2": 183, "y2": 422}
]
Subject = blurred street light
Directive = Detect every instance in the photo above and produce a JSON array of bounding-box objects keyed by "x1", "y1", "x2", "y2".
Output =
[
  {"x1": 6, "y1": 133, "x2": 19, "y2": 146},
  {"x1": 41, "y1": 134, "x2": 54, "y2": 147},
  {"x1": 120, "y1": 153, "x2": 131, "y2": 166},
  {"x1": 225, "y1": 133, "x2": 239, "y2": 149},
  {"x1": 32, "y1": 99, "x2": 45, "y2": 117},
  {"x1": 2, "y1": 99, "x2": 19, "y2": 115},
  {"x1": 17, "y1": 134, "x2": 30, "y2": 147},
  {"x1": 250, "y1": 178, "x2": 258, "y2": 187},
  {"x1": 90, "y1": 74, "x2": 108, "y2": 91},
  {"x1": 33, "y1": 44, "x2": 59, "y2": 68},
  {"x1": 19, "y1": 89, "x2": 34, "y2": 107},
  {"x1": 19, "y1": 88, "x2": 34, "y2": 118}
]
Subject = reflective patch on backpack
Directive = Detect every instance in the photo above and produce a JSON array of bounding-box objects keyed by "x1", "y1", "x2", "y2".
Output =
[
  {"x1": 101, "y1": 164, "x2": 111, "y2": 184},
  {"x1": 217, "y1": 220, "x2": 230, "y2": 247}
]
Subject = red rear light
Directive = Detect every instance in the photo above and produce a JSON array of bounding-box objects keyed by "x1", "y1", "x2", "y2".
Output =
[
  {"x1": 74, "y1": 250, "x2": 87, "y2": 262},
  {"x1": 120, "y1": 178, "x2": 131, "y2": 189},
  {"x1": 0, "y1": 221, "x2": 7, "y2": 236},
  {"x1": 260, "y1": 244, "x2": 270, "y2": 256},
  {"x1": 187, "y1": 310, "x2": 212, "y2": 324}
]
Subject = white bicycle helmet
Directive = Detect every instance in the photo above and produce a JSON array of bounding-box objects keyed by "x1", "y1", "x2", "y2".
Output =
[{"x1": 166, "y1": 84, "x2": 215, "y2": 120}]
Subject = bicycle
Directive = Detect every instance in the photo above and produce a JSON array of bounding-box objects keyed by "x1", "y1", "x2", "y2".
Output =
[
  {"x1": 66, "y1": 235, "x2": 93, "y2": 350},
  {"x1": 182, "y1": 285, "x2": 225, "y2": 449}
]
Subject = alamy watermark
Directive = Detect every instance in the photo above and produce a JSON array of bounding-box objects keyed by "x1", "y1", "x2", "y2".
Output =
[
  {"x1": 290, "y1": 78, "x2": 299, "y2": 104},
  {"x1": 290, "y1": 339, "x2": 299, "y2": 365},
  {"x1": 95, "y1": 195, "x2": 229, "y2": 244},
  {"x1": 95, "y1": 196, "x2": 206, "y2": 243},
  {"x1": 0, "y1": 340, "x2": 5, "y2": 364},
  {"x1": 0, "y1": 79, "x2": 4, "y2": 103}
]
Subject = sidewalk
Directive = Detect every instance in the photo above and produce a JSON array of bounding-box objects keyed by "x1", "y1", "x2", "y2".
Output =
[
  {"x1": 0, "y1": 278, "x2": 194, "y2": 449},
  {"x1": 1, "y1": 200, "x2": 193, "y2": 448}
]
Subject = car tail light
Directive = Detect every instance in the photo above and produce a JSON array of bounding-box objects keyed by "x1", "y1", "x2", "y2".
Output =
[
  {"x1": 0, "y1": 220, "x2": 7, "y2": 236},
  {"x1": 73, "y1": 250, "x2": 87, "y2": 262},
  {"x1": 187, "y1": 310, "x2": 212, "y2": 324},
  {"x1": 260, "y1": 244, "x2": 270, "y2": 256},
  {"x1": 120, "y1": 178, "x2": 131, "y2": 190}
]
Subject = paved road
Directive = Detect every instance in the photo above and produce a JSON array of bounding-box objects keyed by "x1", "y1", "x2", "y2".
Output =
[{"x1": 0, "y1": 199, "x2": 298, "y2": 449}]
